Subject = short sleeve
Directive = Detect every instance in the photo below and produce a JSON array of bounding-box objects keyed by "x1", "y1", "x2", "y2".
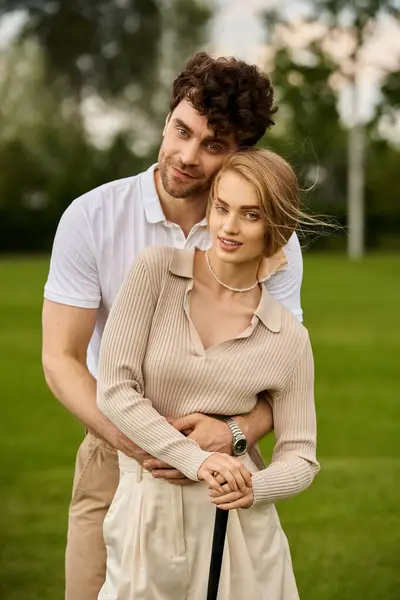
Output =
[
  {"x1": 265, "y1": 232, "x2": 303, "y2": 322},
  {"x1": 44, "y1": 200, "x2": 101, "y2": 308}
]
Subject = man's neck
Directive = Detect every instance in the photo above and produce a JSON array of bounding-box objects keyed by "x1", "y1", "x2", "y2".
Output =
[{"x1": 154, "y1": 169, "x2": 207, "y2": 238}]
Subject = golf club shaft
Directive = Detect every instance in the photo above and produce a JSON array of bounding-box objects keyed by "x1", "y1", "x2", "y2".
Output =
[{"x1": 206, "y1": 508, "x2": 229, "y2": 600}]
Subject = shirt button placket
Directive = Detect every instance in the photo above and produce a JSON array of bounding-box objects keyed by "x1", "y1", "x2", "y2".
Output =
[{"x1": 172, "y1": 225, "x2": 186, "y2": 250}]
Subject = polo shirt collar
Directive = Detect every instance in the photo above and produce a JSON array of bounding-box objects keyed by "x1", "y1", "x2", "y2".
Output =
[
  {"x1": 141, "y1": 164, "x2": 166, "y2": 224},
  {"x1": 169, "y1": 247, "x2": 282, "y2": 333}
]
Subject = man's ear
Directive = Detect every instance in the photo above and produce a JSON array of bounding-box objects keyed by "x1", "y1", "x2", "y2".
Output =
[{"x1": 163, "y1": 113, "x2": 171, "y2": 136}]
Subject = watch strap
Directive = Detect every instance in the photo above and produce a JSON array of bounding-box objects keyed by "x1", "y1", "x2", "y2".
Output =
[{"x1": 226, "y1": 417, "x2": 245, "y2": 441}]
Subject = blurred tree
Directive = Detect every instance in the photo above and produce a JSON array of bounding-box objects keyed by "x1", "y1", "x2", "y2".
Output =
[
  {"x1": 375, "y1": 69, "x2": 400, "y2": 128},
  {"x1": 312, "y1": 0, "x2": 399, "y2": 258},
  {"x1": 0, "y1": 0, "x2": 211, "y2": 251},
  {"x1": 0, "y1": 0, "x2": 213, "y2": 252},
  {"x1": 0, "y1": 1, "x2": 211, "y2": 123},
  {"x1": 259, "y1": 39, "x2": 347, "y2": 210},
  {"x1": 0, "y1": 40, "x2": 105, "y2": 251},
  {"x1": 261, "y1": 0, "x2": 400, "y2": 252}
]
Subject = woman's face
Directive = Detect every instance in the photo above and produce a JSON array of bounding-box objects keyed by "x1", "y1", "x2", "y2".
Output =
[{"x1": 208, "y1": 170, "x2": 266, "y2": 265}]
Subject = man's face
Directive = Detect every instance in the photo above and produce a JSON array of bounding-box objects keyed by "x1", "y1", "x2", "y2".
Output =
[{"x1": 158, "y1": 99, "x2": 237, "y2": 199}]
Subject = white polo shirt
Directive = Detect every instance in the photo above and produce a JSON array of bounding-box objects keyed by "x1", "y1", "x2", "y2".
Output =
[{"x1": 44, "y1": 164, "x2": 303, "y2": 378}]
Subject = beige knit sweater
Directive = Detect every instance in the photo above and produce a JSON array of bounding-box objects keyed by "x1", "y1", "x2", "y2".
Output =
[{"x1": 97, "y1": 246, "x2": 320, "y2": 505}]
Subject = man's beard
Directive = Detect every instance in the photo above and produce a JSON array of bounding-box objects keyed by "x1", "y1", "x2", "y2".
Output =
[{"x1": 159, "y1": 157, "x2": 210, "y2": 199}]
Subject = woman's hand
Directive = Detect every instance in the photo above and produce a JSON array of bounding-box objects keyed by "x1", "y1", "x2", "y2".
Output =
[
  {"x1": 209, "y1": 477, "x2": 254, "y2": 510},
  {"x1": 197, "y1": 453, "x2": 252, "y2": 495}
]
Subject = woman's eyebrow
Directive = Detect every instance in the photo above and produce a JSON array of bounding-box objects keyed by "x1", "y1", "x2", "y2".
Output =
[{"x1": 215, "y1": 197, "x2": 260, "y2": 210}]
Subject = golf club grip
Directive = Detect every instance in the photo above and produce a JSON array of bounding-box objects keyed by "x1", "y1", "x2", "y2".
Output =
[{"x1": 206, "y1": 508, "x2": 229, "y2": 600}]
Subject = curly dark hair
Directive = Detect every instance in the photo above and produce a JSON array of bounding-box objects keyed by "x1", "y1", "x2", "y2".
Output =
[{"x1": 170, "y1": 52, "x2": 277, "y2": 146}]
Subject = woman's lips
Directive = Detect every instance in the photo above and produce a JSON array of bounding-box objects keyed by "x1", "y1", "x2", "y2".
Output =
[{"x1": 218, "y1": 237, "x2": 242, "y2": 251}]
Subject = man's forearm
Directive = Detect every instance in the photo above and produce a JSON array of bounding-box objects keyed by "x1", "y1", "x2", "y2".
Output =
[
  {"x1": 234, "y1": 395, "x2": 273, "y2": 447},
  {"x1": 43, "y1": 355, "x2": 124, "y2": 445}
]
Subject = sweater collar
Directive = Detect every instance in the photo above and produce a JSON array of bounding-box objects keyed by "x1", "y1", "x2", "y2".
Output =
[{"x1": 169, "y1": 247, "x2": 283, "y2": 333}]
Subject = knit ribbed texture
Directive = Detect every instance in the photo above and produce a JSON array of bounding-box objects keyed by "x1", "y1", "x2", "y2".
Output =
[{"x1": 97, "y1": 246, "x2": 320, "y2": 505}]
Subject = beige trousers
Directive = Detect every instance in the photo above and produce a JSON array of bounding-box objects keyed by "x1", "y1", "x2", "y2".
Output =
[
  {"x1": 99, "y1": 452, "x2": 299, "y2": 600},
  {"x1": 65, "y1": 433, "x2": 119, "y2": 600}
]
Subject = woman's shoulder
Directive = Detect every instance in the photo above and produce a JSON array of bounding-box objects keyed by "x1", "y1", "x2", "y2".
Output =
[
  {"x1": 261, "y1": 289, "x2": 309, "y2": 346},
  {"x1": 124, "y1": 246, "x2": 175, "y2": 303},
  {"x1": 279, "y1": 305, "x2": 311, "y2": 353},
  {"x1": 136, "y1": 245, "x2": 174, "y2": 269},
  {"x1": 134, "y1": 245, "x2": 196, "y2": 286}
]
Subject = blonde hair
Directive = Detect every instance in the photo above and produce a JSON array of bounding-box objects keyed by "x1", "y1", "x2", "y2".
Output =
[{"x1": 209, "y1": 147, "x2": 320, "y2": 257}]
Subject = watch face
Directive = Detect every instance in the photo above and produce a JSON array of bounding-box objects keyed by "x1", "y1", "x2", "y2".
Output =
[{"x1": 234, "y1": 438, "x2": 247, "y2": 456}]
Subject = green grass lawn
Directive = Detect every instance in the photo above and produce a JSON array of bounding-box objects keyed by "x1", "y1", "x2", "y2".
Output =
[{"x1": 0, "y1": 254, "x2": 399, "y2": 600}]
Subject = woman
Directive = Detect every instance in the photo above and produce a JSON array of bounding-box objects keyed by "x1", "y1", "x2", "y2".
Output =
[{"x1": 97, "y1": 148, "x2": 320, "y2": 600}]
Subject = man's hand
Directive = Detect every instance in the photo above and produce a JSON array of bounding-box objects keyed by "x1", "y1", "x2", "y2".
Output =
[
  {"x1": 112, "y1": 402, "x2": 273, "y2": 487},
  {"x1": 101, "y1": 425, "x2": 191, "y2": 485},
  {"x1": 137, "y1": 413, "x2": 234, "y2": 485},
  {"x1": 142, "y1": 458, "x2": 193, "y2": 486},
  {"x1": 172, "y1": 413, "x2": 233, "y2": 454},
  {"x1": 112, "y1": 428, "x2": 153, "y2": 463}
]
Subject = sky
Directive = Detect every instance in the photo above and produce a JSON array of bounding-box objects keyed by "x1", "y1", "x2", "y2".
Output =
[{"x1": 210, "y1": 0, "x2": 270, "y2": 61}]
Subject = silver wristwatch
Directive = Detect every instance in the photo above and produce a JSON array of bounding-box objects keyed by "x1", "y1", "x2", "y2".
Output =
[{"x1": 225, "y1": 417, "x2": 247, "y2": 456}]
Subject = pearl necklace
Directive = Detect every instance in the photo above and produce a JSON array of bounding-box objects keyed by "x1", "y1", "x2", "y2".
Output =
[{"x1": 205, "y1": 251, "x2": 259, "y2": 293}]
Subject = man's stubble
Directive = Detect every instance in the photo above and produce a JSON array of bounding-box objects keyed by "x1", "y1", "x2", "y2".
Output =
[{"x1": 158, "y1": 153, "x2": 214, "y2": 200}]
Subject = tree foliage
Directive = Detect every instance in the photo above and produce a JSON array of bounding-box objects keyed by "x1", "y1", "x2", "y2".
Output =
[
  {"x1": 0, "y1": 1, "x2": 213, "y2": 251},
  {"x1": 260, "y1": 0, "x2": 400, "y2": 249}
]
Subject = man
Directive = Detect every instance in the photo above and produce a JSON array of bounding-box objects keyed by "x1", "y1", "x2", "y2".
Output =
[{"x1": 42, "y1": 52, "x2": 304, "y2": 600}]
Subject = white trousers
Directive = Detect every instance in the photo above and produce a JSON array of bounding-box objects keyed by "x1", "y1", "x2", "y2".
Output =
[{"x1": 98, "y1": 452, "x2": 299, "y2": 600}]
